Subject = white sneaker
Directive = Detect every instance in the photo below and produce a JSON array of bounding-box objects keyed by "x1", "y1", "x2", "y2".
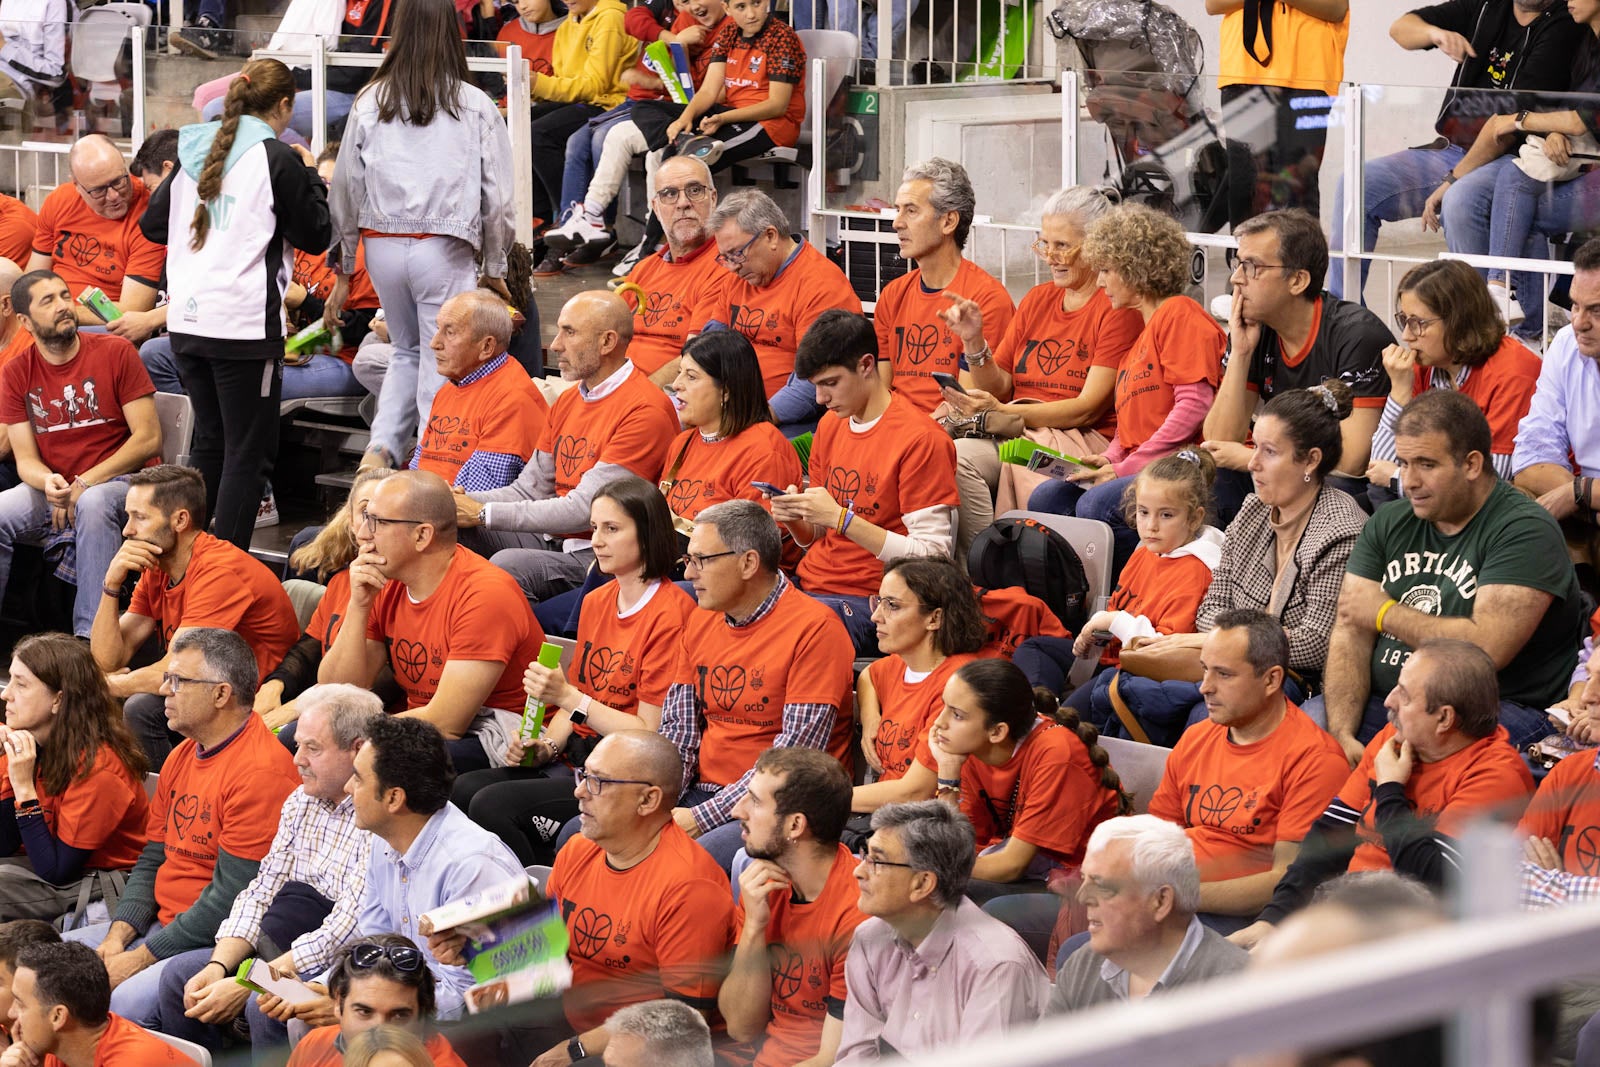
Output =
[
  {"x1": 544, "y1": 203, "x2": 588, "y2": 245},
  {"x1": 1490, "y1": 286, "x2": 1525, "y2": 327},
  {"x1": 255, "y1": 486, "x2": 280, "y2": 528},
  {"x1": 1209, "y1": 293, "x2": 1233, "y2": 322},
  {"x1": 564, "y1": 211, "x2": 611, "y2": 245},
  {"x1": 612, "y1": 237, "x2": 651, "y2": 278}
]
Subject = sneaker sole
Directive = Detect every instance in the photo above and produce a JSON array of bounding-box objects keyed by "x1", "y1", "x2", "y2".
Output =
[
  {"x1": 563, "y1": 239, "x2": 619, "y2": 268},
  {"x1": 170, "y1": 34, "x2": 219, "y2": 59},
  {"x1": 532, "y1": 262, "x2": 568, "y2": 277}
]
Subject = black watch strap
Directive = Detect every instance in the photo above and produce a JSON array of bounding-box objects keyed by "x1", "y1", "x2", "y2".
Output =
[{"x1": 568, "y1": 1036, "x2": 587, "y2": 1062}]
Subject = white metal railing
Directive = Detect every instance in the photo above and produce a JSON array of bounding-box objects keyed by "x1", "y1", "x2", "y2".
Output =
[{"x1": 787, "y1": 0, "x2": 1054, "y2": 87}]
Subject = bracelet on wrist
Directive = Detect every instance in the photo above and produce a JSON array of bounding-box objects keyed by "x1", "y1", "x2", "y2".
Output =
[
  {"x1": 101, "y1": 584, "x2": 122, "y2": 600},
  {"x1": 936, "y1": 777, "x2": 961, "y2": 789},
  {"x1": 1375, "y1": 598, "x2": 1398, "y2": 635},
  {"x1": 966, "y1": 343, "x2": 992, "y2": 368},
  {"x1": 204, "y1": 960, "x2": 229, "y2": 976}
]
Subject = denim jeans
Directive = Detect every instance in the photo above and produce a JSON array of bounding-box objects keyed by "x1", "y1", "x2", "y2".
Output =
[
  {"x1": 64, "y1": 920, "x2": 169, "y2": 1027},
  {"x1": 559, "y1": 102, "x2": 633, "y2": 214},
  {"x1": 1329, "y1": 143, "x2": 1464, "y2": 301},
  {"x1": 0, "y1": 479, "x2": 128, "y2": 635},
  {"x1": 362, "y1": 234, "x2": 478, "y2": 463},
  {"x1": 793, "y1": 0, "x2": 925, "y2": 60},
  {"x1": 1490, "y1": 166, "x2": 1600, "y2": 338},
  {"x1": 768, "y1": 372, "x2": 823, "y2": 433},
  {"x1": 142, "y1": 336, "x2": 362, "y2": 401},
  {"x1": 804, "y1": 590, "x2": 878, "y2": 655},
  {"x1": 1028, "y1": 472, "x2": 1139, "y2": 576},
  {"x1": 1442, "y1": 155, "x2": 1549, "y2": 333}
]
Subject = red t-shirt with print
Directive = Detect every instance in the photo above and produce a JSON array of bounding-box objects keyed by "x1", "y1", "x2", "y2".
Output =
[
  {"x1": 866, "y1": 653, "x2": 975, "y2": 781},
  {"x1": 975, "y1": 584, "x2": 1069, "y2": 658},
  {"x1": 0, "y1": 743, "x2": 149, "y2": 871},
  {"x1": 874, "y1": 258, "x2": 1015, "y2": 413},
  {"x1": 1518, "y1": 749, "x2": 1600, "y2": 875},
  {"x1": 32, "y1": 180, "x2": 166, "y2": 301},
  {"x1": 540, "y1": 366, "x2": 681, "y2": 497},
  {"x1": 706, "y1": 16, "x2": 807, "y2": 146},
  {"x1": 1411, "y1": 334, "x2": 1541, "y2": 457},
  {"x1": 1097, "y1": 544, "x2": 1215, "y2": 666},
  {"x1": 414, "y1": 355, "x2": 549, "y2": 487},
  {"x1": 44, "y1": 1013, "x2": 200, "y2": 1066},
  {"x1": 0, "y1": 332, "x2": 155, "y2": 482},
  {"x1": 568, "y1": 578, "x2": 696, "y2": 737},
  {"x1": 662, "y1": 422, "x2": 803, "y2": 522},
  {"x1": 1112, "y1": 296, "x2": 1224, "y2": 451},
  {"x1": 996, "y1": 284, "x2": 1142, "y2": 437},
  {"x1": 626, "y1": 239, "x2": 726, "y2": 374},
  {"x1": 798, "y1": 393, "x2": 958, "y2": 597}
]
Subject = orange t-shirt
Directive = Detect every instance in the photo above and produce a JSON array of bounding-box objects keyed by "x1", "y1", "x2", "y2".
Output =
[
  {"x1": 975, "y1": 584, "x2": 1069, "y2": 658},
  {"x1": 677, "y1": 582, "x2": 856, "y2": 787},
  {"x1": 1218, "y1": 5, "x2": 1347, "y2": 93},
  {"x1": 547, "y1": 822, "x2": 736, "y2": 1032},
  {"x1": 874, "y1": 259, "x2": 1015, "y2": 414},
  {"x1": 1518, "y1": 750, "x2": 1600, "y2": 875},
  {"x1": 1112, "y1": 296, "x2": 1224, "y2": 451},
  {"x1": 540, "y1": 365, "x2": 681, "y2": 500},
  {"x1": 625, "y1": 239, "x2": 726, "y2": 374},
  {"x1": 1339, "y1": 724, "x2": 1534, "y2": 872},
  {"x1": 691, "y1": 241, "x2": 862, "y2": 396},
  {"x1": 996, "y1": 284, "x2": 1143, "y2": 437},
  {"x1": 31, "y1": 181, "x2": 166, "y2": 301},
  {"x1": 0, "y1": 323, "x2": 34, "y2": 375},
  {"x1": 866, "y1": 653, "x2": 975, "y2": 781},
  {"x1": 305, "y1": 568, "x2": 351, "y2": 653},
  {"x1": 706, "y1": 16, "x2": 807, "y2": 146},
  {"x1": 1412, "y1": 335, "x2": 1541, "y2": 457},
  {"x1": 0, "y1": 194, "x2": 38, "y2": 266},
  {"x1": 148, "y1": 715, "x2": 300, "y2": 924},
  {"x1": 798, "y1": 393, "x2": 959, "y2": 597},
  {"x1": 43, "y1": 1013, "x2": 199, "y2": 1066},
  {"x1": 366, "y1": 544, "x2": 546, "y2": 713},
  {"x1": 414, "y1": 355, "x2": 549, "y2": 487},
  {"x1": 568, "y1": 579, "x2": 696, "y2": 738},
  {"x1": 293, "y1": 242, "x2": 379, "y2": 309},
  {"x1": 128, "y1": 532, "x2": 301, "y2": 680},
  {"x1": 662, "y1": 422, "x2": 803, "y2": 522},
  {"x1": 1147, "y1": 704, "x2": 1349, "y2": 883},
  {"x1": 287, "y1": 1025, "x2": 468, "y2": 1067},
  {"x1": 1098, "y1": 544, "x2": 1215, "y2": 666},
  {"x1": 0, "y1": 744, "x2": 149, "y2": 871},
  {"x1": 495, "y1": 14, "x2": 558, "y2": 75},
  {"x1": 734, "y1": 843, "x2": 866, "y2": 1067},
  {"x1": 915, "y1": 715, "x2": 1121, "y2": 869}
]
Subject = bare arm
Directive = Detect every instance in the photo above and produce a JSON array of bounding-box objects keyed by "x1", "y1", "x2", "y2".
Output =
[
  {"x1": 1007, "y1": 366, "x2": 1117, "y2": 430},
  {"x1": 851, "y1": 759, "x2": 936, "y2": 813},
  {"x1": 1381, "y1": 583, "x2": 1553, "y2": 669},
  {"x1": 1325, "y1": 576, "x2": 1379, "y2": 764},
  {"x1": 6, "y1": 423, "x2": 52, "y2": 489},
  {"x1": 1196, "y1": 840, "x2": 1302, "y2": 916},
  {"x1": 398, "y1": 659, "x2": 505, "y2": 739},
  {"x1": 1516, "y1": 462, "x2": 1576, "y2": 497},
  {"x1": 970, "y1": 834, "x2": 1039, "y2": 884},
  {"x1": 1335, "y1": 405, "x2": 1380, "y2": 475}
]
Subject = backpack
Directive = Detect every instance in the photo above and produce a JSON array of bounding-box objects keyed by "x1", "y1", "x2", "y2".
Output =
[{"x1": 967, "y1": 517, "x2": 1090, "y2": 637}]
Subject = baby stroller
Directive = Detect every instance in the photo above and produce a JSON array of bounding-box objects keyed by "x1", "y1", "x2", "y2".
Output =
[{"x1": 1047, "y1": 0, "x2": 1227, "y2": 233}]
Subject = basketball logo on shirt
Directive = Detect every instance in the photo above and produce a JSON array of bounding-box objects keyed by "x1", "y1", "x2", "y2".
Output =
[
  {"x1": 569, "y1": 906, "x2": 615, "y2": 959},
  {"x1": 826, "y1": 468, "x2": 861, "y2": 501},
  {"x1": 1185, "y1": 783, "x2": 1261, "y2": 835},
  {"x1": 393, "y1": 639, "x2": 430, "y2": 685},
  {"x1": 709, "y1": 663, "x2": 746, "y2": 706},
  {"x1": 582, "y1": 646, "x2": 630, "y2": 690},
  {"x1": 1025, "y1": 339, "x2": 1070, "y2": 377},
  {"x1": 769, "y1": 944, "x2": 803, "y2": 999},
  {"x1": 896, "y1": 323, "x2": 939, "y2": 366},
  {"x1": 665, "y1": 478, "x2": 703, "y2": 515},
  {"x1": 1574, "y1": 826, "x2": 1600, "y2": 875},
  {"x1": 643, "y1": 291, "x2": 674, "y2": 326},
  {"x1": 730, "y1": 305, "x2": 767, "y2": 342},
  {"x1": 55, "y1": 230, "x2": 106, "y2": 267},
  {"x1": 555, "y1": 434, "x2": 591, "y2": 478},
  {"x1": 170, "y1": 792, "x2": 213, "y2": 849}
]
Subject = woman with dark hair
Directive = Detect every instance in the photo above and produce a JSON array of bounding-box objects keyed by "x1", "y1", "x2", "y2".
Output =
[
  {"x1": 327, "y1": 0, "x2": 515, "y2": 473},
  {"x1": 924, "y1": 658, "x2": 1129, "y2": 960},
  {"x1": 452, "y1": 477, "x2": 693, "y2": 865},
  {"x1": 1366, "y1": 259, "x2": 1540, "y2": 504},
  {"x1": 851, "y1": 557, "x2": 989, "y2": 813},
  {"x1": 140, "y1": 57, "x2": 331, "y2": 548},
  {"x1": 0, "y1": 633, "x2": 149, "y2": 920}
]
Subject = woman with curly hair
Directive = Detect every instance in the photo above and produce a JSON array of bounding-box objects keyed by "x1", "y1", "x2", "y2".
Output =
[
  {"x1": 1029, "y1": 203, "x2": 1226, "y2": 576},
  {"x1": 0, "y1": 633, "x2": 149, "y2": 920}
]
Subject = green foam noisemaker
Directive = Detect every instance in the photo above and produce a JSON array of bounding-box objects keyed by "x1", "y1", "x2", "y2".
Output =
[{"x1": 518, "y1": 642, "x2": 565, "y2": 766}]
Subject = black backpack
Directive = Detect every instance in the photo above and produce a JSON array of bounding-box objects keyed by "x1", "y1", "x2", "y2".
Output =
[{"x1": 967, "y1": 517, "x2": 1090, "y2": 636}]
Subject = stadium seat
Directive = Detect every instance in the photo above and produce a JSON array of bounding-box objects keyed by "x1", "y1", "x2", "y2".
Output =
[
  {"x1": 1098, "y1": 735, "x2": 1171, "y2": 815},
  {"x1": 153, "y1": 391, "x2": 193, "y2": 468},
  {"x1": 146, "y1": 1028, "x2": 212, "y2": 1067}
]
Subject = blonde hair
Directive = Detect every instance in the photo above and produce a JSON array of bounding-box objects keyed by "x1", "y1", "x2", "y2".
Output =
[
  {"x1": 342, "y1": 1025, "x2": 433, "y2": 1067},
  {"x1": 288, "y1": 467, "x2": 393, "y2": 581},
  {"x1": 1082, "y1": 203, "x2": 1194, "y2": 300},
  {"x1": 1121, "y1": 448, "x2": 1215, "y2": 537}
]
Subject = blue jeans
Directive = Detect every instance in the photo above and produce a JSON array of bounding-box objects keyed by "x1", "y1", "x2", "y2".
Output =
[
  {"x1": 981, "y1": 889, "x2": 1059, "y2": 964},
  {"x1": 361, "y1": 234, "x2": 478, "y2": 463},
  {"x1": 805, "y1": 590, "x2": 878, "y2": 655},
  {"x1": 1442, "y1": 155, "x2": 1548, "y2": 333},
  {"x1": 794, "y1": 0, "x2": 925, "y2": 60},
  {"x1": 141, "y1": 336, "x2": 361, "y2": 401},
  {"x1": 0, "y1": 479, "x2": 128, "y2": 636},
  {"x1": 560, "y1": 102, "x2": 632, "y2": 214},
  {"x1": 768, "y1": 373, "x2": 823, "y2": 433},
  {"x1": 1028, "y1": 473, "x2": 1138, "y2": 577},
  {"x1": 64, "y1": 920, "x2": 169, "y2": 1027},
  {"x1": 1491, "y1": 165, "x2": 1600, "y2": 338},
  {"x1": 1329, "y1": 143, "x2": 1464, "y2": 300}
]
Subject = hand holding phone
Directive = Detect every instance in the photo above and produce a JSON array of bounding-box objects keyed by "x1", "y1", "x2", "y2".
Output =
[
  {"x1": 750, "y1": 481, "x2": 787, "y2": 497},
  {"x1": 932, "y1": 372, "x2": 967, "y2": 395}
]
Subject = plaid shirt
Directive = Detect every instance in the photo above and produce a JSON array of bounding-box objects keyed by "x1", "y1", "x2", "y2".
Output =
[
  {"x1": 1196, "y1": 485, "x2": 1367, "y2": 675},
  {"x1": 1521, "y1": 751, "x2": 1600, "y2": 909},
  {"x1": 214, "y1": 789, "x2": 370, "y2": 975},
  {"x1": 658, "y1": 572, "x2": 839, "y2": 833}
]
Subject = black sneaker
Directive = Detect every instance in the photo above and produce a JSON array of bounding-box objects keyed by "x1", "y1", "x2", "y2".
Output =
[
  {"x1": 562, "y1": 233, "x2": 619, "y2": 268},
  {"x1": 532, "y1": 251, "x2": 568, "y2": 277},
  {"x1": 171, "y1": 17, "x2": 223, "y2": 59}
]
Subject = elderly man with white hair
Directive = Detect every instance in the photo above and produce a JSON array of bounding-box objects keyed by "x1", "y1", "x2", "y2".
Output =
[{"x1": 1049, "y1": 815, "x2": 1248, "y2": 1013}]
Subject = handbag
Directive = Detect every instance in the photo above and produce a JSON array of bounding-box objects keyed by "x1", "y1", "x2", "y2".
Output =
[
  {"x1": 1515, "y1": 132, "x2": 1600, "y2": 183},
  {"x1": 1116, "y1": 642, "x2": 1203, "y2": 684}
]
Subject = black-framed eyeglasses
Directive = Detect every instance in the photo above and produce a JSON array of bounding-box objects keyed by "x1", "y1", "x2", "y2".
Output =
[
  {"x1": 77, "y1": 172, "x2": 131, "y2": 201},
  {"x1": 656, "y1": 182, "x2": 712, "y2": 205},
  {"x1": 1393, "y1": 312, "x2": 1441, "y2": 335},
  {"x1": 575, "y1": 768, "x2": 654, "y2": 796},
  {"x1": 161, "y1": 672, "x2": 225, "y2": 693},
  {"x1": 859, "y1": 853, "x2": 920, "y2": 874},
  {"x1": 357, "y1": 508, "x2": 425, "y2": 531},
  {"x1": 715, "y1": 230, "x2": 765, "y2": 269},
  {"x1": 349, "y1": 941, "x2": 425, "y2": 974},
  {"x1": 1230, "y1": 259, "x2": 1291, "y2": 281},
  {"x1": 679, "y1": 550, "x2": 738, "y2": 571}
]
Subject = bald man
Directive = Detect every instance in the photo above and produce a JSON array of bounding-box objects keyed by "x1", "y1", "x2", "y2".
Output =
[
  {"x1": 411, "y1": 289, "x2": 550, "y2": 493},
  {"x1": 28, "y1": 135, "x2": 166, "y2": 344},
  {"x1": 455, "y1": 290, "x2": 678, "y2": 606},
  {"x1": 317, "y1": 469, "x2": 549, "y2": 774},
  {"x1": 0, "y1": 256, "x2": 30, "y2": 386}
]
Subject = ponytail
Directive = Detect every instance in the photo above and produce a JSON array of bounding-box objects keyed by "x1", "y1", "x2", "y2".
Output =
[
  {"x1": 190, "y1": 58, "x2": 298, "y2": 251},
  {"x1": 1053, "y1": 702, "x2": 1134, "y2": 816}
]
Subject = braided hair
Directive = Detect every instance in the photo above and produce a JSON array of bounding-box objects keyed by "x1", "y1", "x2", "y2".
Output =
[{"x1": 190, "y1": 59, "x2": 297, "y2": 251}]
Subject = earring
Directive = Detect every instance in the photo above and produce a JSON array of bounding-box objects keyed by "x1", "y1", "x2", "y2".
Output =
[{"x1": 1303, "y1": 472, "x2": 1312, "y2": 483}]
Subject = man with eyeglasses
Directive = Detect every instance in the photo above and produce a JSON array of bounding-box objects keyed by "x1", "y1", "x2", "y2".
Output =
[
  {"x1": 64, "y1": 627, "x2": 301, "y2": 1030},
  {"x1": 834, "y1": 801, "x2": 1047, "y2": 1064},
  {"x1": 689, "y1": 188, "x2": 860, "y2": 432},
  {"x1": 1202, "y1": 210, "x2": 1391, "y2": 522},
  {"x1": 91, "y1": 464, "x2": 300, "y2": 767},
  {"x1": 286, "y1": 934, "x2": 467, "y2": 1066},
  {"x1": 318, "y1": 469, "x2": 548, "y2": 774},
  {"x1": 658, "y1": 499, "x2": 855, "y2": 872},
  {"x1": 615, "y1": 156, "x2": 726, "y2": 386},
  {"x1": 27, "y1": 135, "x2": 166, "y2": 345},
  {"x1": 1048, "y1": 815, "x2": 1246, "y2": 1014}
]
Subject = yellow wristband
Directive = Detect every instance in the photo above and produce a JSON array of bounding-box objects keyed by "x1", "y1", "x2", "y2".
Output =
[{"x1": 1375, "y1": 598, "x2": 1398, "y2": 635}]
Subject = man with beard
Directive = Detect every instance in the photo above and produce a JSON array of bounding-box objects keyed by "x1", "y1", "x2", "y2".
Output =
[
  {"x1": 89, "y1": 463, "x2": 299, "y2": 767},
  {"x1": 0, "y1": 269, "x2": 160, "y2": 639},
  {"x1": 619, "y1": 156, "x2": 727, "y2": 387},
  {"x1": 720, "y1": 747, "x2": 864, "y2": 1067}
]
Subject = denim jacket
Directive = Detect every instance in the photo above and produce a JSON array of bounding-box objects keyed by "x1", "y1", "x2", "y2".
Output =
[{"x1": 329, "y1": 80, "x2": 515, "y2": 277}]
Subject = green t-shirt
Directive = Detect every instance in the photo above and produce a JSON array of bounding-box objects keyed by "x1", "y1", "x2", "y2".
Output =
[{"x1": 1346, "y1": 479, "x2": 1583, "y2": 706}]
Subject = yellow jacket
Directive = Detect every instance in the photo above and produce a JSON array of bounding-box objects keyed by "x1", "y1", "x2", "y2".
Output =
[{"x1": 537, "y1": 0, "x2": 638, "y2": 109}]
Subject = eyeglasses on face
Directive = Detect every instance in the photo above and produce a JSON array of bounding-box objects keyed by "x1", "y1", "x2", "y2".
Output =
[
  {"x1": 858, "y1": 853, "x2": 920, "y2": 875},
  {"x1": 679, "y1": 550, "x2": 738, "y2": 571},
  {"x1": 1393, "y1": 312, "x2": 1441, "y2": 335},
  {"x1": 715, "y1": 230, "x2": 765, "y2": 269},
  {"x1": 655, "y1": 182, "x2": 712, "y2": 205},
  {"x1": 868, "y1": 595, "x2": 917, "y2": 615},
  {"x1": 575, "y1": 768, "x2": 654, "y2": 796},
  {"x1": 349, "y1": 942, "x2": 425, "y2": 974},
  {"x1": 1030, "y1": 237, "x2": 1081, "y2": 264},
  {"x1": 1230, "y1": 259, "x2": 1291, "y2": 282},
  {"x1": 78, "y1": 172, "x2": 131, "y2": 201},
  {"x1": 161, "y1": 672, "x2": 224, "y2": 693},
  {"x1": 357, "y1": 508, "x2": 425, "y2": 531}
]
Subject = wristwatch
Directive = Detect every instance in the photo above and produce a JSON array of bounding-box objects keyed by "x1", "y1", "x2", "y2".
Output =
[
  {"x1": 1515, "y1": 109, "x2": 1531, "y2": 132},
  {"x1": 567, "y1": 1036, "x2": 587, "y2": 1062},
  {"x1": 568, "y1": 695, "x2": 592, "y2": 727}
]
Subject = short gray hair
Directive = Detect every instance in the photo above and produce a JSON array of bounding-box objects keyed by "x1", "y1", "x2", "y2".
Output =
[
  {"x1": 1040, "y1": 185, "x2": 1120, "y2": 229},
  {"x1": 902, "y1": 157, "x2": 976, "y2": 250},
  {"x1": 455, "y1": 288, "x2": 513, "y2": 351},
  {"x1": 170, "y1": 628, "x2": 259, "y2": 708},
  {"x1": 707, "y1": 188, "x2": 789, "y2": 239},
  {"x1": 296, "y1": 683, "x2": 384, "y2": 748},
  {"x1": 658, "y1": 153, "x2": 714, "y2": 190},
  {"x1": 694, "y1": 499, "x2": 781, "y2": 573},
  {"x1": 1086, "y1": 815, "x2": 1200, "y2": 914},
  {"x1": 605, "y1": 1000, "x2": 713, "y2": 1067},
  {"x1": 870, "y1": 801, "x2": 976, "y2": 908}
]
